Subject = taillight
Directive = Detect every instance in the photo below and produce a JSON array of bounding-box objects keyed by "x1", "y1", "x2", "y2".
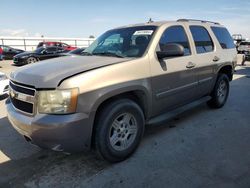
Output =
[{"x1": 0, "y1": 48, "x2": 3, "y2": 54}]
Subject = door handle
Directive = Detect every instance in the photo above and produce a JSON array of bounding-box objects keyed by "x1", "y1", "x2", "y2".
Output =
[
  {"x1": 186, "y1": 62, "x2": 196, "y2": 69},
  {"x1": 213, "y1": 56, "x2": 220, "y2": 62}
]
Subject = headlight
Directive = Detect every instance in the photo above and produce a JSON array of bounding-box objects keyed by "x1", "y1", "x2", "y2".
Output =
[{"x1": 38, "y1": 88, "x2": 79, "y2": 114}]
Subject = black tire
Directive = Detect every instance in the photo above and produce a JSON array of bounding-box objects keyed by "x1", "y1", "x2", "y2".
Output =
[
  {"x1": 207, "y1": 73, "x2": 229, "y2": 108},
  {"x1": 95, "y1": 99, "x2": 145, "y2": 162}
]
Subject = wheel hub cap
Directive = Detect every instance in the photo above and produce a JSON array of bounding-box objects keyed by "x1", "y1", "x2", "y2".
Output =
[{"x1": 109, "y1": 113, "x2": 138, "y2": 151}]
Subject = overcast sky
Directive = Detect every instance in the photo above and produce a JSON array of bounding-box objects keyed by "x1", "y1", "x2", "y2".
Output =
[{"x1": 0, "y1": 0, "x2": 249, "y2": 39}]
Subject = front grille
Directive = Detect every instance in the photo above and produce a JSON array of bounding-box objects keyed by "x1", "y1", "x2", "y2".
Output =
[
  {"x1": 9, "y1": 81, "x2": 35, "y2": 95},
  {"x1": 10, "y1": 96, "x2": 33, "y2": 113},
  {"x1": 9, "y1": 81, "x2": 36, "y2": 115}
]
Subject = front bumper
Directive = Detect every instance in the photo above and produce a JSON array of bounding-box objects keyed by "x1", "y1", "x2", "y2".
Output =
[
  {"x1": 13, "y1": 57, "x2": 26, "y2": 65},
  {"x1": 6, "y1": 98, "x2": 94, "y2": 152}
]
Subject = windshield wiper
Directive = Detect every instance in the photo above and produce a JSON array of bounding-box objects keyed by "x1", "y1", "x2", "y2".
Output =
[
  {"x1": 92, "y1": 52, "x2": 125, "y2": 58},
  {"x1": 80, "y1": 51, "x2": 93, "y2": 56}
]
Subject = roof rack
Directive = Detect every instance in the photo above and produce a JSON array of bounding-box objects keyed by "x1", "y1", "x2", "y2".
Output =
[{"x1": 177, "y1": 19, "x2": 220, "y2": 25}]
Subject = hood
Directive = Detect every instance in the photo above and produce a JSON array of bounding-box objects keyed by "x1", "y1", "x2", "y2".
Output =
[
  {"x1": 14, "y1": 51, "x2": 34, "y2": 58},
  {"x1": 10, "y1": 55, "x2": 131, "y2": 88}
]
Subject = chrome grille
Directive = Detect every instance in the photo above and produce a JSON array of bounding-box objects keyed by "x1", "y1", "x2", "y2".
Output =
[{"x1": 9, "y1": 81, "x2": 36, "y2": 115}]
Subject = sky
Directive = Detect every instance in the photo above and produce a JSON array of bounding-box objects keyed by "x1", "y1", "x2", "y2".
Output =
[{"x1": 0, "y1": 0, "x2": 249, "y2": 39}]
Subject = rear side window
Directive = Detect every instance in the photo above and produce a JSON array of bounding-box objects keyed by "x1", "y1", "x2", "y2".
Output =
[
  {"x1": 211, "y1": 27, "x2": 235, "y2": 49},
  {"x1": 190, "y1": 26, "x2": 214, "y2": 54},
  {"x1": 159, "y1": 26, "x2": 191, "y2": 55}
]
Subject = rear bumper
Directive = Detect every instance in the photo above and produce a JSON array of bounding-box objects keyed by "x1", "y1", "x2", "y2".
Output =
[{"x1": 6, "y1": 99, "x2": 94, "y2": 152}]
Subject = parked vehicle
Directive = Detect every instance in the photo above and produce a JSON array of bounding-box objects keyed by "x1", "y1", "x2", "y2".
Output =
[
  {"x1": 37, "y1": 41, "x2": 77, "y2": 51},
  {"x1": 6, "y1": 19, "x2": 237, "y2": 162},
  {"x1": 237, "y1": 41, "x2": 250, "y2": 60},
  {"x1": 13, "y1": 46, "x2": 68, "y2": 65},
  {"x1": 67, "y1": 47, "x2": 86, "y2": 55},
  {"x1": 58, "y1": 47, "x2": 86, "y2": 57},
  {"x1": 0, "y1": 45, "x2": 24, "y2": 60},
  {"x1": 0, "y1": 72, "x2": 9, "y2": 96}
]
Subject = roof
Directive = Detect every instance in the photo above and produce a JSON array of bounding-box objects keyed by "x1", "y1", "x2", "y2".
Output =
[{"x1": 114, "y1": 19, "x2": 222, "y2": 29}]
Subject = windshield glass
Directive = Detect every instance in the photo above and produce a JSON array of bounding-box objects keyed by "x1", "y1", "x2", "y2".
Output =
[{"x1": 84, "y1": 26, "x2": 157, "y2": 58}]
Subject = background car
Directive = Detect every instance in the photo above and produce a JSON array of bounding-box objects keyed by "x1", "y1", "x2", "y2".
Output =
[
  {"x1": 37, "y1": 41, "x2": 77, "y2": 51},
  {"x1": 0, "y1": 45, "x2": 24, "y2": 60},
  {"x1": 237, "y1": 41, "x2": 250, "y2": 60},
  {"x1": 58, "y1": 47, "x2": 86, "y2": 57},
  {"x1": 13, "y1": 46, "x2": 68, "y2": 65},
  {"x1": 0, "y1": 72, "x2": 9, "y2": 96}
]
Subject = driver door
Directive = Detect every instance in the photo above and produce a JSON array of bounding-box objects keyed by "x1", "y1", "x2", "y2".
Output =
[
  {"x1": 150, "y1": 25, "x2": 198, "y2": 116},
  {"x1": 39, "y1": 47, "x2": 59, "y2": 60}
]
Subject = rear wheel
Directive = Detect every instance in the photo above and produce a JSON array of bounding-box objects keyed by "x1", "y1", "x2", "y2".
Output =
[
  {"x1": 207, "y1": 74, "x2": 229, "y2": 108},
  {"x1": 26, "y1": 57, "x2": 37, "y2": 64},
  {"x1": 95, "y1": 99, "x2": 145, "y2": 162}
]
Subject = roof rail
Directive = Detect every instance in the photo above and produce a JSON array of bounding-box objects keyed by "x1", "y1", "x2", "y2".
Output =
[{"x1": 177, "y1": 19, "x2": 220, "y2": 25}]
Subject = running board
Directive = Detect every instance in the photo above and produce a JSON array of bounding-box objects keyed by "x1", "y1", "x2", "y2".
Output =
[{"x1": 147, "y1": 96, "x2": 211, "y2": 126}]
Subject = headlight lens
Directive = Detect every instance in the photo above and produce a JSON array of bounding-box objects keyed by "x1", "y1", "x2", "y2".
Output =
[{"x1": 38, "y1": 88, "x2": 79, "y2": 114}]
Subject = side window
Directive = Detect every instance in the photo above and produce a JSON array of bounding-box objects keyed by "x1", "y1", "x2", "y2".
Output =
[
  {"x1": 190, "y1": 26, "x2": 214, "y2": 54},
  {"x1": 45, "y1": 47, "x2": 57, "y2": 53},
  {"x1": 211, "y1": 27, "x2": 235, "y2": 49},
  {"x1": 159, "y1": 26, "x2": 191, "y2": 55}
]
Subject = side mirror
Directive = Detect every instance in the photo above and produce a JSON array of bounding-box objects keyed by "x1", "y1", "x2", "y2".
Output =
[{"x1": 156, "y1": 43, "x2": 184, "y2": 59}]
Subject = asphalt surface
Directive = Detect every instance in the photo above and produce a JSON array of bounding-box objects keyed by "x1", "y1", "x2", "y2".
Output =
[{"x1": 0, "y1": 60, "x2": 250, "y2": 188}]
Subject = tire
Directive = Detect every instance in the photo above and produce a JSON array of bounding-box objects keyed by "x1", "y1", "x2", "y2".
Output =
[
  {"x1": 207, "y1": 73, "x2": 229, "y2": 108},
  {"x1": 95, "y1": 99, "x2": 145, "y2": 162},
  {"x1": 26, "y1": 57, "x2": 37, "y2": 64}
]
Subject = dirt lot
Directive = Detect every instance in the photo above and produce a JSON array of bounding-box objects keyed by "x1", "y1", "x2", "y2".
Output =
[{"x1": 0, "y1": 60, "x2": 250, "y2": 188}]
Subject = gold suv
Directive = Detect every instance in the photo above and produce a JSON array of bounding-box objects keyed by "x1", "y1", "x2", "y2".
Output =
[{"x1": 6, "y1": 19, "x2": 237, "y2": 162}]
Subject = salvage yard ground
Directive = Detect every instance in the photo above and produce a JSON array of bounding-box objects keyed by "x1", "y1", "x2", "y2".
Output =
[{"x1": 0, "y1": 60, "x2": 250, "y2": 188}]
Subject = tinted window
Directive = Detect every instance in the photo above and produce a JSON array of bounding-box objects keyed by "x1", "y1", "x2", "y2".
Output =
[
  {"x1": 159, "y1": 26, "x2": 191, "y2": 55},
  {"x1": 211, "y1": 27, "x2": 235, "y2": 49},
  {"x1": 46, "y1": 47, "x2": 57, "y2": 52},
  {"x1": 190, "y1": 26, "x2": 214, "y2": 54}
]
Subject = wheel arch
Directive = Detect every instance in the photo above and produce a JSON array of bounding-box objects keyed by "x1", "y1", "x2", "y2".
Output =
[
  {"x1": 90, "y1": 87, "x2": 151, "y2": 147},
  {"x1": 217, "y1": 65, "x2": 233, "y2": 81}
]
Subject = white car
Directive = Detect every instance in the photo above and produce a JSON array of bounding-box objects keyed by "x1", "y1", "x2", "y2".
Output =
[{"x1": 0, "y1": 72, "x2": 9, "y2": 96}]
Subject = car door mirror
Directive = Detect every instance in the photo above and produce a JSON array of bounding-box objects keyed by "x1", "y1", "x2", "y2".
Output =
[{"x1": 156, "y1": 43, "x2": 184, "y2": 59}]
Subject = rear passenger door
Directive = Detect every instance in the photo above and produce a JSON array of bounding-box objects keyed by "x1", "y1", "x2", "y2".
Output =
[{"x1": 189, "y1": 25, "x2": 217, "y2": 97}]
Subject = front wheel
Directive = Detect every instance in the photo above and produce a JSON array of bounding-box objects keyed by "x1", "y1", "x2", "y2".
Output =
[
  {"x1": 26, "y1": 57, "x2": 37, "y2": 64},
  {"x1": 207, "y1": 74, "x2": 230, "y2": 108},
  {"x1": 95, "y1": 99, "x2": 145, "y2": 162}
]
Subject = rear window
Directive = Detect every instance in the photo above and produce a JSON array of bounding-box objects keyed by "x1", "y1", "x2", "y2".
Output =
[
  {"x1": 190, "y1": 26, "x2": 214, "y2": 54},
  {"x1": 211, "y1": 27, "x2": 235, "y2": 49}
]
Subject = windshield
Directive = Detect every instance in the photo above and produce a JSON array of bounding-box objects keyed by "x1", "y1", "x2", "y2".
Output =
[{"x1": 84, "y1": 26, "x2": 157, "y2": 58}]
